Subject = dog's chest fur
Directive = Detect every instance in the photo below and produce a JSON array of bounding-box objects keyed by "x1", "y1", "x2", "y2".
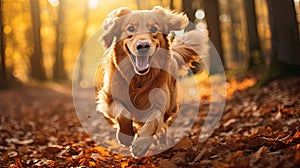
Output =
[
  {"x1": 128, "y1": 69, "x2": 170, "y2": 110},
  {"x1": 111, "y1": 67, "x2": 172, "y2": 109}
]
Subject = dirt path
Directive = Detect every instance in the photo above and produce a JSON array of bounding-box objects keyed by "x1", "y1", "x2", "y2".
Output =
[{"x1": 0, "y1": 78, "x2": 299, "y2": 167}]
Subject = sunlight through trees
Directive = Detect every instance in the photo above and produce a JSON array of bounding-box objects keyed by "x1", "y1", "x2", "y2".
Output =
[{"x1": 0, "y1": 0, "x2": 299, "y2": 87}]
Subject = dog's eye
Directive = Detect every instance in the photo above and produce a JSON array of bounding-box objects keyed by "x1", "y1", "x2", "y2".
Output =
[
  {"x1": 127, "y1": 26, "x2": 135, "y2": 32},
  {"x1": 150, "y1": 26, "x2": 158, "y2": 33}
]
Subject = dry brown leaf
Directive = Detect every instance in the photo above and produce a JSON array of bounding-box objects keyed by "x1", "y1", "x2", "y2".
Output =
[{"x1": 249, "y1": 146, "x2": 268, "y2": 166}]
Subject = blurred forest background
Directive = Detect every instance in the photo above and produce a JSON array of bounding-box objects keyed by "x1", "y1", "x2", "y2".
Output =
[
  {"x1": 0, "y1": 1, "x2": 300, "y2": 167},
  {"x1": 0, "y1": 0, "x2": 299, "y2": 88}
]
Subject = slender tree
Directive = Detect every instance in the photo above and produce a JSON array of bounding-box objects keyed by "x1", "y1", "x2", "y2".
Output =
[
  {"x1": 228, "y1": 0, "x2": 242, "y2": 65},
  {"x1": 182, "y1": 0, "x2": 196, "y2": 31},
  {"x1": 0, "y1": 0, "x2": 6, "y2": 88},
  {"x1": 262, "y1": 0, "x2": 300, "y2": 83},
  {"x1": 29, "y1": 0, "x2": 46, "y2": 80},
  {"x1": 53, "y1": 1, "x2": 67, "y2": 80},
  {"x1": 170, "y1": 0, "x2": 174, "y2": 10},
  {"x1": 136, "y1": 0, "x2": 141, "y2": 9},
  {"x1": 180, "y1": 0, "x2": 199, "y2": 73},
  {"x1": 244, "y1": 0, "x2": 264, "y2": 72},
  {"x1": 77, "y1": 1, "x2": 89, "y2": 84},
  {"x1": 203, "y1": 0, "x2": 224, "y2": 73}
]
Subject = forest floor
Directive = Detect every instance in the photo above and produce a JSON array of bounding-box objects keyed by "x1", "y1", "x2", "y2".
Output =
[{"x1": 0, "y1": 77, "x2": 299, "y2": 168}]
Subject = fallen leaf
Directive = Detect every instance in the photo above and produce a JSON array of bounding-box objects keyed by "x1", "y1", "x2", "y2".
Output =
[
  {"x1": 249, "y1": 146, "x2": 268, "y2": 166},
  {"x1": 172, "y1": 137, "x2": 193, "y2": 151},
  {"x1": 158, "y1": 159, "x2": 177, "y2": 168}
]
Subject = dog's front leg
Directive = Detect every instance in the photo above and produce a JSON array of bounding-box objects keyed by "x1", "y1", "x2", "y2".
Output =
[
  {"x1": 116, "y1": 114, "x2": 135, "y2": 147},
  {"x1": 130, "y1": 118, "x2": 158, "y2": 158}
]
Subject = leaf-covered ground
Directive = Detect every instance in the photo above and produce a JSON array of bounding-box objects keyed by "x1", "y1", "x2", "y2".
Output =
[{"x1": 0, "y1": 77, "x2": 299, "y2": 167}]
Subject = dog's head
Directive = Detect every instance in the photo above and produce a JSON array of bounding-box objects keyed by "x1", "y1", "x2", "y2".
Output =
[{"x1": 100, "y1": 6, "x2": 189, "y2": 75}]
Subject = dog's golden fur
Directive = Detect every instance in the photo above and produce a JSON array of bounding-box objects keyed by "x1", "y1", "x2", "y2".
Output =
[{"x1": 96, "y1": 6, "x2": 206, "y2": 157}]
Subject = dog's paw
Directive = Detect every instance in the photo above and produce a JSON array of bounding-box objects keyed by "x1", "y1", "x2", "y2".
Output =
[
  {"x1": 157, "y1": 131, "x2": 168, "y2": 145},
  {"x1": 116, "y1": 130, "x2": 134, "y2": 147},
  {"x1": 130, "y1": 136, "x2": 153, "y2": 158}
]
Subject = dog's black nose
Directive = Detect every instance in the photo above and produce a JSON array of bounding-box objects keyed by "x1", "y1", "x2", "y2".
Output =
[{"x1": 136, "y1": 41, "x2": 150, "y2": 54}]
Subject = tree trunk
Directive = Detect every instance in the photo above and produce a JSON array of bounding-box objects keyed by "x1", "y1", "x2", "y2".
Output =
[
  {"x1": 244, "y1": 0, "x2": 264, "y2": 71},
  {"x1": 181, "y1": 0, "x2": 198, "y2": 73},
  {"x1": 0, "y1": 0, "x2": 6, "y2": 88},
  {"x1": 170, "y1": 0, "x2": 174, "y2": 10},
  {"x1": 77, "y1": 1, "x2": 89, "y2": 84},
  {"x1": 267, "y1": 0, "x2": 300, "y2": 75},
  {"x1": 228, "y1": 0, "x2": 242, "y2": 66},
  {"x1": 267, "y1": 0, "x2": 300, "y2": 64},
  {"x1": 257, "y1": 0, "x2": 300, "y2": 86},
  {"x1": 182, "y1": 0, "x2": 196, "y2": 31},
  {"x1": 136, "y1": 0, "x2": 141, "y2": 9},
  {"x1": 29, "y1": 0, "x2": 46, "y2": 80},
  {"x1": 53, "y1": 1, "x2": 67, "y2": 80},
  {"x1": 203, "y1": 0, "x2": 224, "y2": 73}
]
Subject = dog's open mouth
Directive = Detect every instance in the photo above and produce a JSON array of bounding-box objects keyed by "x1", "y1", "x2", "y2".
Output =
[
  {"x1": 126, "y1": 45, "x2": 154, "y2": 75},
  {"x1": 130, "y1": 55, "x2": 152, "y2": 74}
]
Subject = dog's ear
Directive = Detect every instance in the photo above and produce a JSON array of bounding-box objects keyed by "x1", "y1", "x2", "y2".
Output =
[
  {"x1": 152, "y1": 6, "x2": 189, "y2": 32},
  {"x1": 100, "y1": 7, "x2": 132, "y2": 48}
]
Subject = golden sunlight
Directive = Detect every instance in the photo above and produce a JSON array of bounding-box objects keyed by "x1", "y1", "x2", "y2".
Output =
[
  {"x1": 195, "y1": 9, "x2": 205, "y2": 20},
  {"x1": 89, "y1": 0, "x2": 98, "y2": 9},
  {"x1": 48, "y1": 0, "x2": 59, "y2": 7}
]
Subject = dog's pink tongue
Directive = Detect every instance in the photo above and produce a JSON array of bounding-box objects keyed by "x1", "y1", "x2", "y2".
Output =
[{"x1": 136, "y1": 56, "x2": 149, "y2": 71}]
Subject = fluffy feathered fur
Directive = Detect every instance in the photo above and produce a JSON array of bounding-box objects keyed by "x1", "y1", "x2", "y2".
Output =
[{"x1": 96, "y1": 6, "x2": 208, "y2": 157}]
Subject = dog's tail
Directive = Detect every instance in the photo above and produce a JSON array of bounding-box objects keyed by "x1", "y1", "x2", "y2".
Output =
[{"x1": 172, "y1": 28, "x2": 209, "y2": 75}]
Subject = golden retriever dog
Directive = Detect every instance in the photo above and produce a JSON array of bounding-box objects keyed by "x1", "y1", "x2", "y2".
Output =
[{"x1": 96, "y1": 6, "x2": 207, "y2": 157}]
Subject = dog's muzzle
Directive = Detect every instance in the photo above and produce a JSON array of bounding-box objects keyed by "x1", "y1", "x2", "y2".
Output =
[{"x1": 127, "y1": 42, "x2": 155, "y2": 75}]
